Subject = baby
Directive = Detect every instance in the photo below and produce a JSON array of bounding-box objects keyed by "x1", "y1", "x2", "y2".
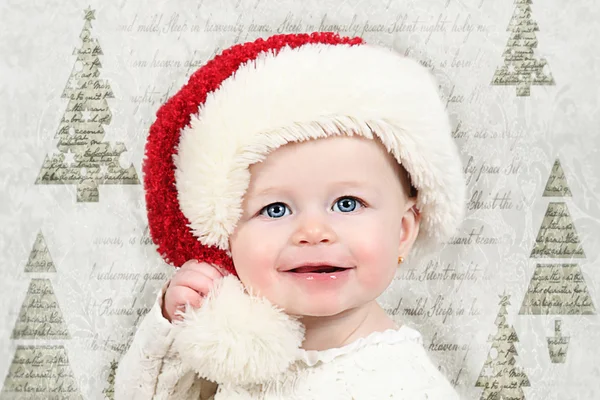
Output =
[{"x1": 115, "y1": 32, "x2": 465, "y2": 399}]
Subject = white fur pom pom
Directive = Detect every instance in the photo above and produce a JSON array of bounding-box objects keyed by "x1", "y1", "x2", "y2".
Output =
[{"x1": 171, "y1": 275, "x2": 305, "y2": 386}]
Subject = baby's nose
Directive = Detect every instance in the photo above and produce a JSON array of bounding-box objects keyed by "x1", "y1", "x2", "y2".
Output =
[{"x1": 291, "y1": 214, "x2": 337, "y2": 245}]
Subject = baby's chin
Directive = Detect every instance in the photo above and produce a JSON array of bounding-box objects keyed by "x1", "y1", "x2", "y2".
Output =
[
  {"x1": 279, "y1": 302, "x2": 349, "y2": 319},
  {"x1": 243, "y1": 283, "x2": 353, "y2": 318}
]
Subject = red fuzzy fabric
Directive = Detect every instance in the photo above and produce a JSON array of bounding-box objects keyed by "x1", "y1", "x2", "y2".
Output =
[{"x1": 143, "y1": 32, "x2": 364, "y2": 274}]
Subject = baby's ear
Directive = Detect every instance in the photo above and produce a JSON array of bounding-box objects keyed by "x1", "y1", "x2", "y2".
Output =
[{"x1": 398, "y1": 203, "x2": 421, "y2": 255}]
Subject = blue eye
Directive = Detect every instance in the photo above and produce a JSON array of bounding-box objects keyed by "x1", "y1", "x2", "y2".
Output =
[
  {"x1": 333, "y1": 197, "x2": 363, "y2": 213},
  {"x1": 259, "y1": 197, "x2": 365, "y2": 219},
  {"x1": 260, "y1": 202, "x2": 290, "y2": 219}
]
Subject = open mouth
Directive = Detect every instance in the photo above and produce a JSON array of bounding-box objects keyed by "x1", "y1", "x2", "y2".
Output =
[{"x1": 289, "y1": 265, "x2": 348, "y2": 274}]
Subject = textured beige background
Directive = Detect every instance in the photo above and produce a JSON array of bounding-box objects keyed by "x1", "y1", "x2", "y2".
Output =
[{"x1": 1, "y1": 0, "x2": 599, "y2": 398}]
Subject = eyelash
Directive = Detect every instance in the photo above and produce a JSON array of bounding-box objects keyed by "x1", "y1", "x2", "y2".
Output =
[{"x1": 257, "y1": 196, "x2": 367, "y2": 218}]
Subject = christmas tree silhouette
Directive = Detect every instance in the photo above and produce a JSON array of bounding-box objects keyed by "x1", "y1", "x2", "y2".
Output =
[
  {"x1": 0, "y1": 346, "x2": 83, "y2": 399},
  {"x1": 24, "y1": 231, "x2": 56, "y2": 273},
  {"x1": 542, "y1": 159, "x2": 572, "y2": 197},
  {"x1": 36, "y1": 6, "x2": 139, "y2": 202},
  {"x1": 11, "y1": 278, "x2": 70, "y2": 339},
  {"x1": 520, "y1": 158, "x2": 596, "y2": 363},
  {"x1": 1, "y1": 233, "x2": 83, "y2": 398},
  {"x1": 491, "y1": 0, "x2": 555, "y2": 96},
  {"x1": 530, "y1": 202, "x2": 584, "y2": 258},
  {"x1": 519, "y1": 263, "x2": 595, "y2": 315},
  {"x1": 102, "y1": 359, "x2": 118, "y2": 400},
  {"x1": 547, "y1": 319, "x2": 570, "y2": 363},
  {"x1": 476, "y1": 293, "x2": 531, "y2": 399}
]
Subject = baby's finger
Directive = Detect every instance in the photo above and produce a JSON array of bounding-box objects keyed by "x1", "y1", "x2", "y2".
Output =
[
  {"x1": 170, "y1": 269, "x2": 218, "y2": 296},
  {"x1": 198, "y1": 263, "x2": 226, "y2": 280},
  {"x1": 179, "y1": 259, "x2": 201, "y2": 271},
  {"x1": 171, "y1": 285, "x2": 203, "y2": 307},
  {"x1": 211, "y1": 264, "x2": 231, "y2": 277},
  {"x1": 168, "y1": 286, "x2": 203, "y2": 320},
  {"x1": 180, "y1": 260, "x2": 226, "y2": 281}
]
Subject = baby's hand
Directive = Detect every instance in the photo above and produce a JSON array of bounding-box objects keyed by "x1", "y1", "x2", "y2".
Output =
[{"x1": 162, "y1": 260, "x2": 228, "y2": 323}]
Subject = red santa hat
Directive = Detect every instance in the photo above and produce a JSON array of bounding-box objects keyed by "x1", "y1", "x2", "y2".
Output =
[
  {"x1": 144, "y1": 32, "x2": 465, "y2": 274},
  {"x1": 142, "y1": 32, "x2": 466, "y2": 385}
]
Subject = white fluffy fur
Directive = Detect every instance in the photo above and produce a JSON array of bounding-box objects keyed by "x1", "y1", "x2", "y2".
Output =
[
  {"x1": 174, "y1": 43, "x2": 466, "y2": 261},
  {"x1": 171, "y1": 275, "x2": 305, "y2": 385}
]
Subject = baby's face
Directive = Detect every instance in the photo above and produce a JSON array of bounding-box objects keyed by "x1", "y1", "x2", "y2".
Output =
[{"x1": 229, "y1": 135, "x2": 419, "y2": 317}]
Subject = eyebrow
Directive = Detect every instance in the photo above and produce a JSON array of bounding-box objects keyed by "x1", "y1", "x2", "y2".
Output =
[{"x1": 250, "y1": 180, "x2": 378, "y2": 198}]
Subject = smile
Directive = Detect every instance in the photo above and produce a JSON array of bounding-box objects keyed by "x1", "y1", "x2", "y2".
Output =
[
  {"x1": 284, "y1": 266, "x2": 353, "y2": 282},
  {"x1": 289, "y1": 265, "x2": 348, "y2": 274}
]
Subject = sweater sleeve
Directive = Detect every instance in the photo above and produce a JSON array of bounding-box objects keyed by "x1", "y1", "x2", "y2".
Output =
[{"x1": 114, "y1": 280, "x2": 218, "y2": 400}]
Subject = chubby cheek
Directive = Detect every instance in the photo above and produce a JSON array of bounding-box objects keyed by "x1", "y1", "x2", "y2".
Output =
[
  {"x1": 231, "y1": 229, "x2": 280, "y2": 297},
  {"x1": 350, "y1": 231, "x2": 397, "y2": 292}
]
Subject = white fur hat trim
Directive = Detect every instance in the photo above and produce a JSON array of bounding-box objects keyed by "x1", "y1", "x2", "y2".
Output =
[
  {"x1": 174, "y1": 43, "x2": 466, "y2": 261},
  {"x1": 171, "y1": 275, "x2": 305, "y2": 385}
]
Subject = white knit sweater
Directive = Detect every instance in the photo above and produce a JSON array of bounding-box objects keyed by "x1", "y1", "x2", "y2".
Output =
[{"x1": 114, "y1": 281, "x2": 461, "y2": 399}]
